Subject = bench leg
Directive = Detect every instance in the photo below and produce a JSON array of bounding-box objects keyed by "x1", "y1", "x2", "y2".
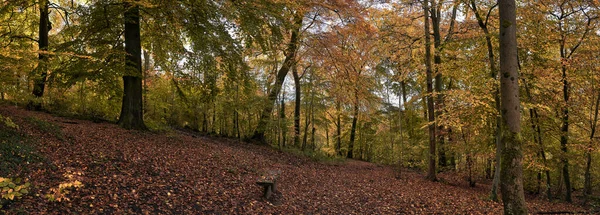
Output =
[
  {"x1": 264, "y1": 185, "x2": 272, "y2": 199},
  {"x1": 272, "y1": 181, "x2": 277, "y2": 193}
]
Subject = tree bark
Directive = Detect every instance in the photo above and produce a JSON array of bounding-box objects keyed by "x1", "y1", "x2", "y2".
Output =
[
  {"x1": 560, "y1": 52, "x2": 572, "y2": 203},
  {"x1": 118, "y1": 1, "x2": 146, "y2": 130},
  {"x1": 423, "y1": 0, "x2": 437, "y2": 181},
  {"x1": 336, "y1": 101, "x2": 342, "y2": 156},
  {"x1": 31, "y1": 0, "x2": 50, "y2": 109},
  {"x1": 431, "y1": 0, "x2": 446, "y2": 169},
  {"x1": 584, "y1": 87, "x2": 600, "y2": 200},
  {"x1": 468, "y1": 0, "x2": 502, "y2": 201},
  {"x1": 293, "y1": 65, "x2": 301, "y2": 147},
  {"x1": 523, "y1": 77, "x2": 552, "y2": 200},
  {"x1": 499, "y1": 0, "x2": 527, "y2": 213},
  {"x1": 280, "y1": 89, "x2": 286, "y2": 147},
  {"x1": 143, "y1": 50, "x2": 150, "y2": 115},
  {"x1": 348, "y1": 91, "x2": 359, "y2": 159},
  {"x1": 252, "y1": 13, "x2": 303, "y2": 144}
]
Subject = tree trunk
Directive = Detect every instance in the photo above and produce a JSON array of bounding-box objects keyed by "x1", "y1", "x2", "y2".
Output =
[
  {"x1": 336, "y1": 101, "x2": 342, "y2": 156},
  {"x1": 293, "y1": 65, "x2": 301, "y2": 147},
  {"x1": 523, "y1": 78, "x2": 552, "y2": 200},
  {"x1": 560, "y1": 59, "x2": 572, "y2": 203},
  {"x1": 280, "y1": 89, "x2": 286, "y2": 147},
  {"x1": 584, "y1": 87, "x2": 600, "y2": 200},
  {"x1": 423, "y1": 0, "x2": 437, "y2": 181},
  {"x1": 431, "y1": 0, "x2": 446, "y2": 169},
  {"x1": 252, "y1": 14, "x2": 303, "y2": 144},
  {"x1": 310, "y1": 85, "x2": 316, "y2": 151},
  {"x1": 348, "y1": 91, "x2": 359, "y2": 159},
  {"x1": 326, "y1": 123, "x2": 330, "y2": 147},
  {"x1": 236, "y1": 84, "x2": 241, "y2": 139},
  {"x1": 118, "y1": 1, "x2": 146, "y2": 130},
  {"x1": 469, "y1": 0, "x2": 503, "y2": 202},
  {"x1": 302, "y1": 100, "x2": 310, "y2": 151},
  {"x1": 31, "y1": 0, "x2": 50, "y2": 109},
  {"x1": 499, "y1": 0, "x2": 527, "y2": 213},
  {"x1": 143, "y1": 50, "x2": 150, "y2": 115}
]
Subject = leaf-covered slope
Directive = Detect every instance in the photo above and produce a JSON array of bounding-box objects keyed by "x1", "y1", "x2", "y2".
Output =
[{"x1": 0, "y1": 106, "x2": 588, "y2": 214}]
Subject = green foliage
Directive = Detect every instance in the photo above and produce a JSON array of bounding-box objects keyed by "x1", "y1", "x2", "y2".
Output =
[
  {"x1": 0, "y1": 115, "x2": 18, "y2": 129},
  {"x1": 0, "y1": 177, "x2": 30, "y2": 208},
  {"x1": 283, "y1": 147, "x2": 346, "y2": 164},
  {"x1": 0, "y1": 122, "x2": 41, "y2": 174},
  {"x1": 45, "y1": 180, "x2": 83, "y2": 202},
  {"x1": 25, "y1": 117, "x2": 66, "y2": 142}
]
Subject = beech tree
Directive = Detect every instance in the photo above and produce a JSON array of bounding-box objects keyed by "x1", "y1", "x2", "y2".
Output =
[
  {"x1": 252, "y1": 12, "x2": 304, "y2": 144},
  {"x1": 30, "y1": 0, "x2": 51, "y2": 110},
  {"x1": 118, "y1": 1, "x2": 145, "y2": 129},
  {"x1": 423, "y1": 0, "x2": 437, "y2": 181},
  {"x1": 498, "y1": 0, "x2": 527, "y2": 213}
]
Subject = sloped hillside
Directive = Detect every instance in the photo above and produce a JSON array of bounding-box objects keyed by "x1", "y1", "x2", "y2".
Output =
[{"x1": 0, "y1": 106, "x2": 589, "y2": 214}]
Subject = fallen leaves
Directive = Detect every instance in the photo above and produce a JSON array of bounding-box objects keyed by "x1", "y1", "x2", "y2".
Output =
[{"x1": 0, "y1": 105, "x2": 592, "y2": 214}]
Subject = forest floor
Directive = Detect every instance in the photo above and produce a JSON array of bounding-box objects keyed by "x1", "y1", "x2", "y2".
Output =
[{"x1": 0, "y1": 105, "x2": 593, "y2": 214}]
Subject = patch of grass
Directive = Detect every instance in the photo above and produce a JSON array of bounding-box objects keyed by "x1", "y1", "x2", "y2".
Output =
[
  {"x1": 0, "y1": 126, "x2": 42, "y2": 175},
  {"x1": 282, "y1": 147, "x2": 346, "y2": 164},
  {"x1": 25, "y1": 117, "x2": 67, "y2": 142}
]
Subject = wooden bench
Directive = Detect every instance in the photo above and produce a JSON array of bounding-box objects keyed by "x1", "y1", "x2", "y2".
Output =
[{"x1": 256, "y1": 169, "x2": 281, "y2": 199}]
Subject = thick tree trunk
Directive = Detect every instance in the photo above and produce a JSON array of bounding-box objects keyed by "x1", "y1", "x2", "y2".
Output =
[
  {"x1": 118, "y1": 1, "x2": 146, "y2": 130},
  {"x1": 499, "y1": 0, "x2": 527, "y2": 213},
  {"x1": 31, "y1": 0, "x2": 50, "y2": 109},
  {"x1": 252, "y1": 14, "x2": 303, "y2": 144},
  {"x1": 423, "y1": 0, "x2": 437, "y2": 181}
]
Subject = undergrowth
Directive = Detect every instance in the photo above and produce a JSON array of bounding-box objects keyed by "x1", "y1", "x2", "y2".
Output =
[
  {"x1": 25, "y1": 117, "x2": 67, "y2": 142},
  {"x1": 282, "y1": 147, "x2": 346, "y2": 164},
  {"x1": 0, "y1": 125, "x2": 41, "y2": 175}
]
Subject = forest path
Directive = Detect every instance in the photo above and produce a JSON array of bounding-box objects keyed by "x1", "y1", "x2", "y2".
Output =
[{"x1": 0, "y1": 105, "x2": 587, "y2": 214}]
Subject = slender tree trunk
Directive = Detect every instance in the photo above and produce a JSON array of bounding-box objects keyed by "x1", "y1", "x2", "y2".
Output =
[
  {"x1": 423, "y1": 0, "x2": 437, "y2": 181},
  {"x1": 236, "y1": 84, "x2": 241, "y2": 139},
  {"x1": 499, "y1": 0, "x2": 527, "y2": 213},
  {"x1": 584, "y1": 88, "x2": 600, "y2": 200},
  {"x1": 401, "y1": 81, "x2": 407, "y2": 105},
  {"x1": 143, "y1": 50, "x2": 150, "y2": 115},
  {"x1": 469, "y1": 0, "x2": 503, "y2": 201},
  {"x1": 336, "y1": 101, "x2": 342, "y2": 156},
  {"x1": 280, "y1": 89, "x2": 286, "y2": 147},
  {"x1": 212, "y1": 102, "x2": 216, "y2": 133},
  {"x1": 310, "y1": 85, "x2": 315, "y2": 151},
  {"x1": 293, "y1": 65, "x2": 301, "y2": 147},
  {"x1": 302, "y1": 99, "x2": 310, "y2": 151},
  {"x1": 118, "y1": 1, "x2": 146, "y2": 130},
  {"x1": 560, "y1": 60, "x2": 572, "y2": 202},
  {"x1": 31, "y1": 0, "x2": 50, "y2": 109},
  {"x1": 348, "y1": 90, "x2": 359, "y2": 159},
  {"x1": 397, "y1": 88, "x2": 404, "y2": 175},
  {"x1": 431, "y1": 0, "x2": 446, "y2": 169},
  {"x1": 326, "y1": 123, "x2": 330, "y2": 147},
  {"x1": 523, "y1": 77, "x2": 552, "y2": 199},
  {"x1": 252, "y1": 14, "x2": 303, "y2": 144}
]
